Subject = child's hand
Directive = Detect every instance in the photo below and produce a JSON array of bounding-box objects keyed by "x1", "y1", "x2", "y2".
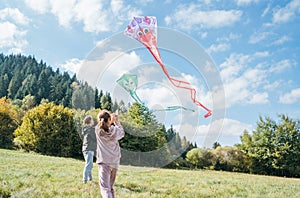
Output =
[{"x1": 111, "y1": 113, "x2": 118, "y2": 123}]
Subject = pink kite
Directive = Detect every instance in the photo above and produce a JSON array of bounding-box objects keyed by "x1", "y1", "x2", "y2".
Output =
[{"x1": 124, "y1": 16, "x2": 212, "y2": 118}]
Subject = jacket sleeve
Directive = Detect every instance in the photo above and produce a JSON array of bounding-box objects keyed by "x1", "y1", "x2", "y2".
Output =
[
  {"x1": 80, "y1": 129, "x2": 85, "y2": 140},
  {"x1": 114, "y1": 122, "x2": 125, "y2": 140}
]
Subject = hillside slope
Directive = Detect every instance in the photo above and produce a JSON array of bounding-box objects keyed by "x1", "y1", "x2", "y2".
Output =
[{"x1": 0, "y1": 149, "x2": 299, "y2": 197}]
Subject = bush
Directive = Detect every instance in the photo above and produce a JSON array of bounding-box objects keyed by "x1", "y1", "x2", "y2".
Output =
[
  {"x1": 14, "y1": 103, "x2": 81, "y2": 158},
  {"x1": 0, "y1": 97, "x2": 18, "y2": 149}
]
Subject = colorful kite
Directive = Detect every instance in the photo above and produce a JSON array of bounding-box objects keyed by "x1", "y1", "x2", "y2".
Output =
[
  {"x1": 124, "y1": 16, "x2": 212, "y2": 118},
  {"x1": 117, "y1": 73, "x2": 194, "y2": 112}
]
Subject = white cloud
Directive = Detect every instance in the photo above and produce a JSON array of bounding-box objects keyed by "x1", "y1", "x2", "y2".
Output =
[
  {"x1": 253, "y1": 51, "x2": 270, "y2": 58},
  {"x1": 164, "y1": 15, "x2": 171, "y2": 25},
  {"x1": 272, "y1": 0, "x2": 300, "y2": 24},
  {"x1": 111, "y1": 0, "x2": 123, "y2": 15},
  {"x1": 135, "y1": 0, "x2": 155, "y2": 6},
  {"x1": 174, "y1": 118, "x2": 252, "y2": 146},
  {"x1": 76, "y1": 50, "x2": 143, "y2": 90},
  {"x1": 173, "y1": 123, "x2": 199, "y2": 145},
  {"x1": 264, "y1": 81, "x2": 281, "y2": 90},
  {"x1": 50, "y1": 0, "x2": 77, "y2": 28},
  {"x1": 249, "y1": 92, "x2": 268, "y2": 104},
  {"x1": 271, "y1": 35, "x2": 290, "y2": 45},
  {"x1": 131, "y1": 65, "x2": 213, "y2": 114},
  {"x1": 0, "y1": 22, "x2": 28, "y2": 53},
  {"x1": 249, "y1": 31, "x2": 272, "y2": 44},
  {"x1": 165, "y1": 4, "x2": 242, "y2": 30},
  {"x1": 219, "y1": 53, "x2": 272, "y2": 107},
  {"x1": 207, "y1": 43, "x2": 230, "y2": 54},
  {"x1": 220, "y1": 53, "x2": 250, "y2": 81},
  {"x1": 25, "y1": 0, "x2": 142, "y2": 33},
  {"x1": 24, "y1": 0, "x2": 50, "y2": 14},
  {"x1": 180, "y1": 73, "x2": 201, "y2": 89},
  {"x1": 235, "y1": 0, "x2": 259, "y2": 6},
  {"x1": 0, "y1": 8, "x2": 30, "y2": 25},
  {"x1": 0, "y1": 8, "x2": 30, "y2": 54},
  {"x1": 200, "y1": 32, "x2": 208, "y2": 39},
  {"x1": 0, "y1": 8, "x2": 29, "y2": 53},
  {"x1": 279, "y1": 88, "x2": 300, "y2": 104},
  {"x1": 211, "y1": 118, "x2": 252, "y2": 136},
  {"x1": 60, "y1": 58, "x2": 83, "y2": 74},
  {"x1": 204, "y1": 60, "x2": 217, "y2": 73},
  {"x1": 261, "y1": 3, "x2": 271, "y2": 17},
  {"x1": 216, "y1": 33, "x2": 241, "y2": 42},
  {"x1": 269, "y1": 59, "x2": 293, "y2": 73},
  {"x1": 138, "y1": 86, "x2": 179, "y2": 108},
  {"x1": 73, "y1": 0, "x2": 110, "y2": 33}
]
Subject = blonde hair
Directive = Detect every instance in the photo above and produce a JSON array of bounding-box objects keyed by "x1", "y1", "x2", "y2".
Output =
[
  {"x1": 97, "y1": 110, "x2": 111, "y2": 132},
  {"x1": 83, "y1": 115, "x2": 93, "y2": 126}
]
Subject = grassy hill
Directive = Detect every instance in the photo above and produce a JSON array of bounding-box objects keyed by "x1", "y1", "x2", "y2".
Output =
[{"x1": 0, "y1": 149, "x2": 299, "y2": 198}]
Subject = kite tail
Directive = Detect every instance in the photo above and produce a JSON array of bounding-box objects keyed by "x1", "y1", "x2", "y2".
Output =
[
  {"x1": 169, "y1": 77, "x2": 212, "y2": 118},
  {"x1": 130, "y1": 90, "x2": 144, "y2": 105},
  {"x1": 146, "y1": 46, "x2": 212, "y2": 118},
  {"x1": 153, "y1": 106, "x2": 195, "y2": 112}
]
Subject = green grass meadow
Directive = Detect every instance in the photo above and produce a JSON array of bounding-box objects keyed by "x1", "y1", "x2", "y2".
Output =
[{"x1": 0, "y1": 149, "x2": 299, "y2": 198}]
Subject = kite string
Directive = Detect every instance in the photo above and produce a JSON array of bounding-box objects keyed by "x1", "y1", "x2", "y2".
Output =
[{"x1": 145, "y1": 45, "x2": 212, "y2": 118}]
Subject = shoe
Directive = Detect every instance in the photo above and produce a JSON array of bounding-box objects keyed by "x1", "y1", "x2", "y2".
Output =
[{"x1": 83, "y1": 180, "x2": 87, "y2": 184}]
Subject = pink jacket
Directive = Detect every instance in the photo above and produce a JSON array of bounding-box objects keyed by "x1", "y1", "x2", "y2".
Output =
[{"x1": 95, "y1": 122, "x2": 124, "y2": 169}]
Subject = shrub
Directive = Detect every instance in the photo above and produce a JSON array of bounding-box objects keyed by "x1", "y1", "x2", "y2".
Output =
[
  {"x1": 14, "y1": 103, "x2": 81, "y2": 158},
  {"x1": 0, "y1": 97, "x2": 18, "y2": 149}
]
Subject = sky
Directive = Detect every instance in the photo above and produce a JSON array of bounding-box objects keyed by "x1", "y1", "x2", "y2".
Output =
[{"x1": 0, "y1": 0, "x2": 299, "y2": 147}]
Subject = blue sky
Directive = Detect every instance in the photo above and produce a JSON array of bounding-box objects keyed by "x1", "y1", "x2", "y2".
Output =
[{"x1": 0, "y1": 0, "x2": 299, "y2": 147}]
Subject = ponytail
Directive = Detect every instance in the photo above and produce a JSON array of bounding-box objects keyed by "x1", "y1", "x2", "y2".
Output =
[{"x1": 97, "y1": 110, "x2": 111, "y2": 132}]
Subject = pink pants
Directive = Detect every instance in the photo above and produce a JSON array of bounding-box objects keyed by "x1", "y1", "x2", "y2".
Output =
[{"x1": 98, "y1": 163, "x2": 117, "y2": 198}]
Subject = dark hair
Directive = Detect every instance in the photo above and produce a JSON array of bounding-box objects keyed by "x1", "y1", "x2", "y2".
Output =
[
  {"x1": 97, "y1": 110, "x2": 111, "y2": 132},
  {"x1": 83, "y1": 115, "x2": 93, "y2": 125}
]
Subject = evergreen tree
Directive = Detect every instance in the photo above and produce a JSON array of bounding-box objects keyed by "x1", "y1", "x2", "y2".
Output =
[
  {"x1": 94, "y1": 88, "x2": 100, "y2": 109},
  {"x1": 166, "y1": 125, "x2": 175, "y2": 142},
  {"x1": 99, "y1": 90, "x2": 103, "y2": 109},
  {"x1": 118, "y1": 100, "x2": 127, "y2": 113},
  {"x1": 0, "y1": 74, "x2": 9, "y2": 97},
  {"x1": 36, "y1": 69, "x2": 51, "y2": 103},
  {"x1": 7, "y1": 70, "x2": 22, "y2": 99},
  {"x1": 175, "y1": 133, "x2": 182, "y2": 150},
  {"x1": 72, "y1": 82, "x2": 94, "y2": 110},
  {"x1": 0, "y1": 54, "x2": 79, "y2": 107},
  {"x1": 213, "y1": 142, "x2": 221, "y2": 149},
  {"x1": 112, "y1": 99, "x2": 119, "y2": 112},
  {"x1": 100, "y1": 92, "x2": 112, "y2": 111}
]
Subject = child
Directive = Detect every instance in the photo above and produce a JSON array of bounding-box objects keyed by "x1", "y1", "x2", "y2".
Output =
[
  {"x1": 95, "y1": 110, "x2": 124, "y2": 198},
  {"x1": 81, "y1": 115, "x2": 97, "y2": 184}
]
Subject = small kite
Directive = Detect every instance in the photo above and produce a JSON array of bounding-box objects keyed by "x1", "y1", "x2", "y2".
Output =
[
  {"x1": 117, "y1": 73, "x2": 194, "y2": 112},
  {"x1": 124, "y1": 16, "x2": 212, "y2": 118}
]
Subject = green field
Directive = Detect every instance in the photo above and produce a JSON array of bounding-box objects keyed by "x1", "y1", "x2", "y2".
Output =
[{"x1": 0, "y1": 149, "x2": 299, "y2": 198}]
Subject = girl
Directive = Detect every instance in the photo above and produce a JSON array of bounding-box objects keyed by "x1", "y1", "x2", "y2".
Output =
[
  {"x1": 81, "y1": 115, "x2": 97, "y2": 184},
  {"x1": 95, "y1": 110, "x2": 124, "y2": 198}
]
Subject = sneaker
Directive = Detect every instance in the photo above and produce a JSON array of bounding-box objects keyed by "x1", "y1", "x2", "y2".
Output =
[{"x1": 83, "y1": 180, "x2": 87, "y2": 184}]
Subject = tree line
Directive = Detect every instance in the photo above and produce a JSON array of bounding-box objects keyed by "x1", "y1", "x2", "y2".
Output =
[
  {"x1": 0, "y1": 54, "x2": 299, "y2": 177},
  {"x1": 0, "y1": 54, "x2": 196, "y2": 167},
  {"x1": 185, "y1": 115, "x2": 300, "y2": 177},
  {"x1": 0, "y1": 53, "x2": 116, "y2": 111},
  {"x1": 0, "y1": 97, "x2": 196, "y2": 166}
]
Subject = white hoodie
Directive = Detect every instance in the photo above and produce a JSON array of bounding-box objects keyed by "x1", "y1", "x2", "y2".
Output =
[{"x1": 95, "y1": 122, "x2": 124, "y2": 169}]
